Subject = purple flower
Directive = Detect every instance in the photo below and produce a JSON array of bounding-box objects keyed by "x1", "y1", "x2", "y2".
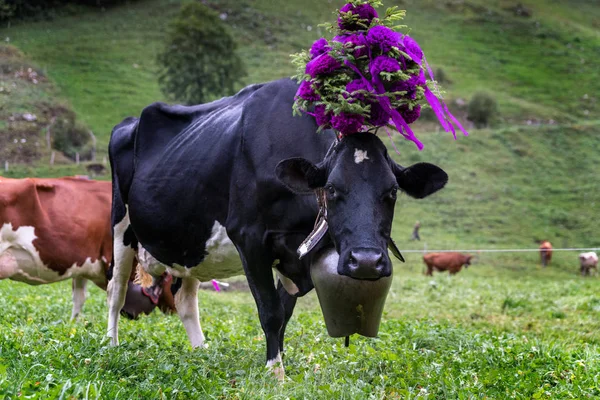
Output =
[
  {"x1": 345, "y1": 79, "x2": 371, "y2": 102},
  {"x1": 389, "y1": 70, "x2": 426, "y2": 97},
  {"x1": 314, "y1": 105, "x2": 331, "y2": 128},
  {"x1": 305, "y1": 53, "x2": 341, "y2": 77},
  {"x1": 366, "y1": 25, "x2": 401, "y2": 53},
  {"x1": 310, "y1": 38, "x2": 329, "y2": 59},
  {"x1": 367, "y1": 102, "x2": 390, "y2": 127},
  {"x1": 296, "y1": 80, "x2": 320, "y2": 102},
  {"x1": 338, "y1": 3, "x2": 378, "y2": 30},
  {"x1": 333, "y1": 33, "x2": 369, "y2": 58},
  {"x1": 370, "y1": 55, "x2": 401, "y2": 76},
  {"x1": 398, "y1": 104, "x2": 421, "y2": 124},
  {"x1": 331, "y1": 112, "x2": 365, "y2": 135},
  {"x1": 403, "y1": 35, "x2": 423, "y2": 64}
]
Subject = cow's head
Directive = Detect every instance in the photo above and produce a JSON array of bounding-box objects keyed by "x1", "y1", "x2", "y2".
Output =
[
  {"x1": 120, "y1": 274, "x2": 177, "y2": 319},
  {"x1": 276, "y1": 132, "x2": 447, "y2": 280},
  {"x1": 464, "y1": 255, "x2": 473, "y2": 268}
]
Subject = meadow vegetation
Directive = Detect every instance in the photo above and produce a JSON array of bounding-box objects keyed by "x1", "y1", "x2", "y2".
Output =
[{"x1": 0, "y1": 0, "x2": 599, "y2": 398}]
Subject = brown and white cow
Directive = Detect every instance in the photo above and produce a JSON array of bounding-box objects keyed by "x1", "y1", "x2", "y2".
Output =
[
  {"x1": 0, "y1": 176, "x2": 175, "y2": 320},
  {"x1": 579, "y1": 252, "x2": 598, "y2": 276},
  {"x1": 423, "y1": 252, "x2": 473, "y2": 276},
  {"x1": 539, "y1": 240, "x2": 553, "y2": 267}
]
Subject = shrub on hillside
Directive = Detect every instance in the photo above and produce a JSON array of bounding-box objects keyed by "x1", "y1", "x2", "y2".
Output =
[
  {"x1": 435, "y1": 67, "x2": 451, "y2": 84},
  {"x1": 467, "y1": 91, "x2": 497, "y2": 128},
  {"x1": 51, "y1": 108, "x2": 92, "y2": 160},
  {"x1": 157, "y1": 2, "x2": 247, "y2": 105}
]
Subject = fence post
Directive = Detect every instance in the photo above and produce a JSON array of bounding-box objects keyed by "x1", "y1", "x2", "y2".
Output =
[
  {"x1": 46, "y1": 117, "x2": 56, "y2": 149},
  {"x1": 88, "y1": 130, "x2": 97, "y2": 161},
  {"x1": 75, "y1": 153, "x2": 80, "y2": 164},
  {"x1": 50, "y1": 151, "x2": 55, "y2": 166},
  {"x1": 4, "y1": 161, "x2": 8, "y2": 172}
]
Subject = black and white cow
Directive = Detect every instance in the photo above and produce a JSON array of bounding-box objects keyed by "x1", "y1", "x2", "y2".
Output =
[{"x1": 107, "y1": 78, "x2": 447, "y2": 379}]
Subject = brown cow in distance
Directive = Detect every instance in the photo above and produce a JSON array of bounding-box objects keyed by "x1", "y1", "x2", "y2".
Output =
[
  {"x1": 423, "y1": 252, "x2": 473, "y2": 276},
  {"x1": 0, "y1": 176, "x2": 175, "y2": 320},
  {"x1": 539, "y1": 240, "x2": 553, "y2": 267}
]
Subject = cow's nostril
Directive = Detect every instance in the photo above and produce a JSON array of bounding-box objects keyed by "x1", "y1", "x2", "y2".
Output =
[
  {"x1": 375, "y1": 253, "x2": 383, "y2": 265},
  {"x1": 349, "y1": 253, "x2": 358, "y2": 266}
]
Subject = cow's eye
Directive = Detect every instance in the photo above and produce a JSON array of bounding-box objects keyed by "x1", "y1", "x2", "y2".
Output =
[
  {"x1": 326, "y1": 184, "x2": 336, "y2": 197},
  {"x1": 388, "y1": 187, "x2": 398, "y2": 200}
]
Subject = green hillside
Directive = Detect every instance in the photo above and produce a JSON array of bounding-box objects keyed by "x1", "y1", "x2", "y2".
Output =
[{"x1": 3, "y1": 0, "x2": 599, "y2": 152}]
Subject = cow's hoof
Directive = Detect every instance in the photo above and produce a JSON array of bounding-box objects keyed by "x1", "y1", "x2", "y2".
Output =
[
  {"x1": 107, "y1": 336, "x2": 119, "y2": 346},
  {"x1": 190, "y1": 338, "x2": 207, "y2": 349},
  {"x1": 266, "y1": 354, "x2": 285, "y2": 382},
  {"x1": 272, "y1": 366, "x2": 285, "y2": 382}
]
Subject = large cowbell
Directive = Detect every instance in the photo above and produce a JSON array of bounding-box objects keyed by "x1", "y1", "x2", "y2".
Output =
[
  {"x1": 298, "y1": 208, "x2": 403, "y2": 338},
  {"x1": 310, "y1": 248, "x2": 393, "y2": 337}
]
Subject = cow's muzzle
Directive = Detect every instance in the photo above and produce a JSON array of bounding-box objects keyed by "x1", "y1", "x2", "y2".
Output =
[
  {"x1": 120, "y1": 281, "x2": 158, "y2": 320},
  {"x1": 341, "y1": 248, "x2": 391, "y2": 280}
]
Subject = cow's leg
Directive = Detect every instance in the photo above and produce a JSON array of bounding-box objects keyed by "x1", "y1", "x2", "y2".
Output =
[
  {"x1": 106, "y1": 218, "x2": 136, "y2": 346},
  {"x1": 276, "y1": 280, "x2": 297, "y2": 354},
  {"x1": 175, "y1": 277, "x2": 206, "y2": 348},
  {"x1": 541, "y1": 252, "x2": 547, "y2": 267},
  {"x1": 238, "y1": 247, "x2": 285, "y2": 381},
  {"x1": 70, "y1": 278, "x2": 87, "y2": 321}
]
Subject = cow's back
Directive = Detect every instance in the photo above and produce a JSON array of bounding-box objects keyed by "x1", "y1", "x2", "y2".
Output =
[
  {"x1": 111, "y1": 79, "x2": 335, "y2": 268},
  {"x1": 0, "y1": 177, "x2": 112, "y2": 281}
]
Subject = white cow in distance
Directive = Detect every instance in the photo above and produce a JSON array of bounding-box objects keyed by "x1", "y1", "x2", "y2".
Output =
[{"x1": 579, "y1": 252, "x2": 598, "y2": 276}]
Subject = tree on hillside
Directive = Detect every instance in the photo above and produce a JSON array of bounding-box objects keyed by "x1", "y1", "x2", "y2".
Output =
[{"x1": 157, "y1": 2, "x2": 247, "y2": 105}]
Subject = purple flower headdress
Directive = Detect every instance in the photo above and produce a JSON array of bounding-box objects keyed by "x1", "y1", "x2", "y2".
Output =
[{"x1": 291, "y1": 0, "x2": 468, "y2": 149}]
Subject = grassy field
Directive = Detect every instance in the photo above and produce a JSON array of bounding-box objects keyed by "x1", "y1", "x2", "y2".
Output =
[
  {"x1": 1, "y1": 0, "x2": 600, "y2": 398},
  {"x1": 0, "y1": 121, "x2": 598, "y2": 398},
  {"x1": 1, "y1": 260, "x2": 599, "y2": 398}
]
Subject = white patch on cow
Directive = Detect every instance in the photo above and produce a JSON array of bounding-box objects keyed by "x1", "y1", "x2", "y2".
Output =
[
  {"x1": 354, "y1": 148, "x2": 369, "y2": 164},
  {"x1": 266, "y1": 352, "x2": 285, "y2": 382},
  {"x1": 276, "y1": 270, "x2": 299, "y2": 295},
  {"x1": 0, "y1": 251, "x2": 18, "y2": 280},
  {"x1": 0, "y1": 223, "x2": 105, "y2": 284},
  {"x1": 107, "y1": 208, "x2": 136, "y2": 346},
  {"x1": 579, "y1": 252, "x2": 598, "y2": 265},
  {"x1": 175, "y1": 277, "x2": 206, "y2": 348},
  {"x1": 138, "y1": 221, "x2": 242, "y2": 282}
]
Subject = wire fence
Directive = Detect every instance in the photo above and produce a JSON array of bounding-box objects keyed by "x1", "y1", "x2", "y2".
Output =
[{"x1": 401, "y1": 247, "x2": 600, "y2": 254}]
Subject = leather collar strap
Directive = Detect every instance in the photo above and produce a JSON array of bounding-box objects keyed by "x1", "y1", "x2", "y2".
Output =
[{"x1": 297, "y1": 188, "x2": 329, "y2": 259}]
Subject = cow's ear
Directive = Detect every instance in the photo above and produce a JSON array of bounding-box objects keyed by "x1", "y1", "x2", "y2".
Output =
[
  {"x1": 391, "y1": 161, "x2": 448, "y2": 199},
  {"x1": 276, "y1": 158, "x2": 327, "y2": 194}
]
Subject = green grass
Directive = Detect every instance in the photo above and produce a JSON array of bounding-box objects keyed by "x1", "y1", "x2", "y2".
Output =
[{"x1": 1, "y1": 259, "x2": 599, "y2": 398}]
